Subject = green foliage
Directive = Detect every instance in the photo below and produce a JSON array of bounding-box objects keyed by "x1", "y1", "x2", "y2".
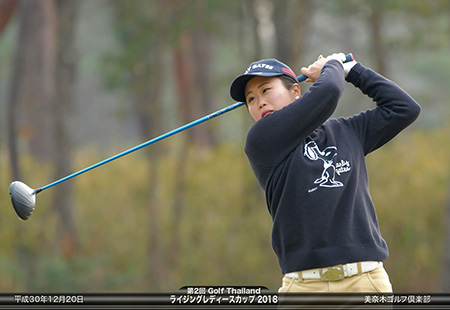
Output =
[
  {"x1": 367, "y1": 126, "x2": 450, "y2": 291},
  {"x1": 100, "y1": 1, "x2": 163, "y2": 93},
  {"x1": 1, "y1": 126, "x2": 449, "y2": 292}
]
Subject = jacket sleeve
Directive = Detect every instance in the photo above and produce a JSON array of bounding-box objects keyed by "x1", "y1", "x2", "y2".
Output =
[
  {"x1": 245, "y1": 60, "x2": 345, "y2": 167},
  {"x1": 344, "y1": 63, "x2": 421, "y2": 155}
]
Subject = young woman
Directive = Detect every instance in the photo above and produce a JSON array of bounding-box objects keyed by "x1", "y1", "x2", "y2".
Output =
[{"x1": 230, "y1": 53, "x2": 421, "y2": 292}]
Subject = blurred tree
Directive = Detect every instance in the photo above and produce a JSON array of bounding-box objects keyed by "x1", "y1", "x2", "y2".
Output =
[
  {"x1": 318, "y1": 0, "x2": 388, "y2": 75},
  {"x1": 104, "y1": 0, "x2": 174, "y2": 290},
  {"x1": 102, "y1": 0, "x2": 166, "y2": 142},
  {"x1": 3, "y1": 0, "x2": 81, "y2": 288},
  {"x1": 169, "y1": 0, "x2": 216, "y2": 276},
  {"x1": 0, "y1": 0, "x2": 16, "y2": 36},
  {"x1": 170, "y1": 0, "x2": 223, "y2": 146},
  {"x1": 0, "y1": 0, "x2": 18, "y2": 178},
  {"x1": 272, "y1": 0, "x2": 312, "y2": 69},
  {"x1": 102, "y1": 0, "x2": 243, "y2": 289},
  {"x1": 7, "y1": 0, "x2": 57, "y2": 163},
  {"x1": 322, "y1": 0, "x2": 450, "y2": 74},
  {"x1": 366, "y1": 0, "x2": 387, "y2": 75},
  {"x1": 52, "y1": 0, "x2": 79, "y2": 258},
  {"x1": 6, "y1": 0, "x2": 58, "y2": 291},
  {"x1": 238, "y1": 0, "x2": 261, "y2": 61},
  {"x1": 443, "y1": 183, "x2": 450, "y2": 291},
  {"x1": 236, "y1": 0, "x2": 313, "y2": 80}
]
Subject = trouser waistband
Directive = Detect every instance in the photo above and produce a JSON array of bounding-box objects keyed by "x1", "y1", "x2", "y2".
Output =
[{"x1": 285, "y1": 261, "x2": 383, "y2": 281}]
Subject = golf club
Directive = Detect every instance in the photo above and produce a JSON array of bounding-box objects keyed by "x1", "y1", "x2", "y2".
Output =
[{"x1": 10, "y1": 53, "x2": 354, "y2": 220}]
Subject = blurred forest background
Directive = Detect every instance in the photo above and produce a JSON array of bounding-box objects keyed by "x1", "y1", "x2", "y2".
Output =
[{"x1": 0, "y1": 0, "x2": 449, "y2": 293}]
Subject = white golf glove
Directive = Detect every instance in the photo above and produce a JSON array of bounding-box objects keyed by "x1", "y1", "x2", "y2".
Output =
[
  {"x1": 343, "y1": 60, "x2": 357, "y2": 77},
  {"x1": 325, "y1": 52, "x2": 357, "y2": 77},
  {"x1": 324, "y1": 52, "x2": 346, "y2": 64}
]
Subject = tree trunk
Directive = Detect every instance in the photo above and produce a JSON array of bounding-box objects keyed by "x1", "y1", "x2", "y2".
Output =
[
  {"x1": 273, "y1": 0, "x2": 313, "y2": 69},
  {"x1": 7, "y1": 0, "x2": 56, "y2": 168},
  {"x1": 368, "y1": 1, "x2": 387, "y2": 76},
  {"x1": 441, "y1": 184, "x2": 450, "y2": 291},
  {"x1": 168, "y1": 33, "x2": 193, "y2": 283},
  {"x1": 191, "y1": 0, "x2": 214, "y2": 146},
  {"x1": 7, "y1": 0, "x2": 57, "y2": 291},
  {"x1": 173, "y1": 33, "x2": 195, "y2": 138},
  {"x1": 142, "y1": 0, "x2": 170, "y2": 290},
  {"x1": 239, "y1": 0, "x2": 262, "y2": 61},
  {"x1": 6, "y1": 0, "x2": 22, "y2": 181},
  {"x1": 143, "y1": 56, "x2": 166, "y2": 291},
  {"x1": 0, "y1": 0, "x2": 16, "y2": 33},
  {"x1": 17, "y1": 0, "x2": 57, "y2": 161},
  {"x1": 109, "y1": 0, "x2": 170, "y2": 291},
  {"x1": 52, "y1": 0, "x2": 79, "y2": 258}
]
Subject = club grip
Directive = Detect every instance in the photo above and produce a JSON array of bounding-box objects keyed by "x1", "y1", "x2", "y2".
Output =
[{"x1": 296, "y1": 53, "x2": 354, "y2": 83}]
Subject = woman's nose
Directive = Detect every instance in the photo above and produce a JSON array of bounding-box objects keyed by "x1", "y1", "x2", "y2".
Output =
[{"x1": 259, "y1": 99, "x2": 267, "y2": 109}]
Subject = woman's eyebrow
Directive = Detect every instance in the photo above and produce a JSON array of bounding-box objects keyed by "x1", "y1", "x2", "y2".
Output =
[{"x1": 245, "y1": 81, "x2": 271, "y2": 98}]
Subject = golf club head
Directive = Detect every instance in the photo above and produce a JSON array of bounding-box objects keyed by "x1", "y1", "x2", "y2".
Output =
[{"x1": 9, "y1": 181, "x2": 36, "y2": 220}]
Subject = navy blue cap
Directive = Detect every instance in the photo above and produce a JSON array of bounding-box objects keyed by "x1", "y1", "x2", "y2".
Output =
[{"x1": 230, "y1": 59, "x2": 297, "y2": 102}]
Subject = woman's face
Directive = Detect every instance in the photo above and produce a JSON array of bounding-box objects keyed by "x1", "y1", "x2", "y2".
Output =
[{"x1": 245, "y1": 76, "x2": 300, "y2": 122}]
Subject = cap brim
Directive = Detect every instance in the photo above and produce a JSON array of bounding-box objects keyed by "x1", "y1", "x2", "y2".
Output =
[{"x1": 230, "y1": 73, "x2": 283, "y2": 102}]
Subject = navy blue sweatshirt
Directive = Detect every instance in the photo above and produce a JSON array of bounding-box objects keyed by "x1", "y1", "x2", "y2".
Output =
[{"x1": 245, "y1": 61, "x2": 421, "y2": 274}]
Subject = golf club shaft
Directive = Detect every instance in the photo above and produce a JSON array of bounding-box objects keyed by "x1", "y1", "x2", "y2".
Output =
[
  {"x1": 37, "y1": 53, "x2": 353, "y2": 193},
  {"x1": 38, "y1": 101, "x2": 245, "y2": 192}
]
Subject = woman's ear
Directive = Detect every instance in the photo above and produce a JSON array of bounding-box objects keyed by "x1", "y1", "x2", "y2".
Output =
[{"x1": 293, "y1": 83, "x2": 301, "y2": 99}]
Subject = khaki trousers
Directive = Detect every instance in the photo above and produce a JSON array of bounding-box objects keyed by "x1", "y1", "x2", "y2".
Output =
[{"x1": 278, "y1": 266, "x2": 393, "y2": 293}]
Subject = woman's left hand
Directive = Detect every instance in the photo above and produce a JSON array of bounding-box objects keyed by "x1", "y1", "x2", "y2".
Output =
[
  {"x1": 300, "y1": 55, "x2": 328, "y2": 83},
  {"x1": 300, "y1": 53, "x2": 346, "y2": 83}
]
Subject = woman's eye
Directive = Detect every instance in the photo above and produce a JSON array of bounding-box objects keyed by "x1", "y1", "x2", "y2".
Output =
[
  {"x1": 263, "y1": 88, "x2": 270, "y2": 93},
  {"x1": 247, "y1": 96, "x2": 255, "y2": 104}
]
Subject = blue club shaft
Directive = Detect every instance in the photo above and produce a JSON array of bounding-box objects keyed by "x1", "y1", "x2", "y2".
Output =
[
  {"x1": 37, "y1": 53, "x2": 353, "y2": 193},
  {"x1": 38, "y1": 101, "x2": 245, "y2": 192}
]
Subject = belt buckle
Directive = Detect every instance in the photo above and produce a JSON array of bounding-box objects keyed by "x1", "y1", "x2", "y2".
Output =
[{"x1": 319, "y1": 265, "x2": 345, "y2": 281}]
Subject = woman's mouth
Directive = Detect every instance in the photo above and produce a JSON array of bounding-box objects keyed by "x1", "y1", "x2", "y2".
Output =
[{"x1": 261, "y1": 110, "x2": 274, "y2": 118}]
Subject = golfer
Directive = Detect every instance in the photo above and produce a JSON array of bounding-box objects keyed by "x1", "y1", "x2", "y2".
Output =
[{"x1": 229, "y1": 53, "x2": 421, "y2": 292}]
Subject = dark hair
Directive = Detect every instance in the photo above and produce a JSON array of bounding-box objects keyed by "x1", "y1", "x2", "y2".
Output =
[{"x1": 278, "y1": 75, "x2": 298, "y2": 90}]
